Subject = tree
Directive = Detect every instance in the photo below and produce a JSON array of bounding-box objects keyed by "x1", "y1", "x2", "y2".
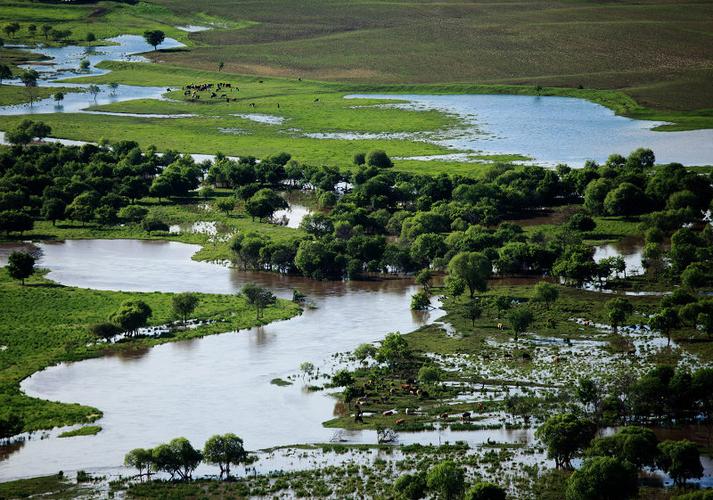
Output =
[
  {"x1": 332, "y1": 369, "x2": 354, "y2": 387},
  {"x1": 7, "y1": 251, "x2": 35, "y2": 285},
  {"x1": 245, "y1": 188, "x2": 288, "y2": 221},
  {"x1": 567, "y1": 212, "x2": 596, "y2": 232},
  {"x1": 415, "y1": 268, "x2": 433, "y2": 291},
  {"x1": 0, "y1": 64, "x2": 11, "y2": 85},
  {"x1": 80, "y1": 59, "x2": 90, "y2": 71},
  {"x1": 27, "y1": 24, "x2": 37, "y2": 36},
  {"x1": 172, "y1": 292, "x2": 199, "y2": 324},
  {"x1": 53, "y1": 91, "x2": 65, "y2": 104},
  {"x1": 466, "y1": 300, "x2": 482, "y2": 326},
  {"x1": 3, "y1": 23, "x2": 20, "y2": 39},
  {"x1": 426, "y1": 460, "x2": 465, "y2": 500},
  {"x1": 536, "y1": 413, "x2": 596, "y2": 469},
  {"x1": 587, "y1": 426, "x2": 659, "y2": 470},
  {"x1": 681, "y1": 263, "x2": 708, "y2": 290},
  {"x1": 393, "y1": 473, "x2": 426, "y2": 500},
  {"x1": 448, "y1": 252, "x2": 491, "y2": 298},
  {"x1": 152, "y1": 437, "x2": 202, "y2": 480},
  {"x1": 565, "y1": 456, "x2": 638, "y2": 500},
  {"x1": 411, "y1": 290, "x2": 430, "y2": 310},
  {"x1": 533, "y1": 282, "x2": 559, "y2": 310},
  {"x1": 214, "y1": 197, "x2": 235, "y2": 216},
  {"x1": 353, "y1": 152, "x2": 366, "y2": 165},
  {"x1": 88, "y1": 84, "x2": 101, "y2": 101},
  {"x1": 605, "y1": 297, "x2": 633, "y2": 332},
  {"x1": 656, "y1": 440, "x2": 703, "y2": 486},
  {"x1": 366, "y1": 150, "x2": 393, "y2": 168},
  {"x1": 354, "y1": 343, "x2": 377, "y2": 362},
  {"x1": 141, "y1": 216, "x2": 169, "y2": 234},
  {"x1": 376, "y1": 332, "x2": 411, "y2": 369},
  {"x1": 5, "y1": 119, "x2": 50, "y2": 145},
  {"x1": 418, "y1": 365, "x2": 441, "y2": 384},
  {"x1": 124, "y1": 448, "x2": 153, "y2": 479},
  {"x1": 0, "y1": 413, "x2": 23, "y2": 441},
  {"x1": 86, "y1": 32, "x2": 96, "y2": 42},
  {"x1": 19, "y1": 70, "x2": 39, "y2": 105},
  {"x1": 650, "y1": 307, "x2": 679, "y2": 346},
  {"x1": 110, "y1": 300, "x2": 152, "y2": 336},
  {"x1": 41, "y1": 24, "x2": 52, "y2": 40},
  {"x1": 242, "y1": 283, "x2": 276, "y2": 319},
  {"x1": 507, "y1": 307, "x2": 533, "y2": 342},
  {"x1": 464, "y1": 482, "x2": 506, "y2": 500},
  {"x1": 0, "y1": 210, "x2": 33, "y2": 235},
  {"x1": 203, "y1": 433, "x2": 248, "y2": 478},
  {"x1": 143, "y1": 30, "x2": 165, "y2": 50},
  {"x1": 90, "y1": 322, "x2": 121, "y2": 342}
]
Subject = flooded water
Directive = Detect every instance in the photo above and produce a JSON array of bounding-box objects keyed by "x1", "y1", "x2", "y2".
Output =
[
  {"x1": 347, "y1": 94, "x2": 713, "y2": 167},
  {"x1": 0, "y1": 35, "x2": 183, "y2": 116},
  {"x1": 0, "y1": 239, "x2": 442, "y2": 480},
  {"x1": 593, "y1": 236, "x2": 644, "y2": 276}
]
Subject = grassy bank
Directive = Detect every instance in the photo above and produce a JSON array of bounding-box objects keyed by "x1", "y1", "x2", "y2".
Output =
[
  {"x1": 0, "y1": 269, "x2": 300, "y2": 432},
  {"x1": 0, "y1": 85, "x2": 79, "y2": 107}
]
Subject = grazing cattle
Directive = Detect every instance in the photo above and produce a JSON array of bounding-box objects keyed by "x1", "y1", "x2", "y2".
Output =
[
  {"x1": 497, "y1": 323, "x2": 504, "y2": 330},
  {"x1": 405, "y1": 408, "x2": 413, "y2": 415},
  {"x1": 221, "y1": 94, "x2": 227, "y2": 98},
  {"x1": 461, "y1": 412, "x2": 471, "y2": 421},
  {"x1": 382, "y1": 409, "x2": 396, "y2": 416},
  {"x1": 395, "y1": 418, "x2": 406, "y2": 425},
  {"x1": 210, "y1": 92, "x2": 217, "y2": 98},
  {"x1": 440, "y1": 412, "x2": 449, "y2": 420}
]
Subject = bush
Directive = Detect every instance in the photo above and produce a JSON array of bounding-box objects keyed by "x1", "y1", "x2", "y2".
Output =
[
  {"x1": 464, "y1": 482, "x2": 506, "y2": 500},
  {"x1": 366, "y1": 150, "x2": 393, "y2": 168}
]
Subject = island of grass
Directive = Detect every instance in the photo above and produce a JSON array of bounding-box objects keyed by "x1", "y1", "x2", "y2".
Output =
[{"x1": 58, "y1": 425, "x2": 102, "y2": 438}]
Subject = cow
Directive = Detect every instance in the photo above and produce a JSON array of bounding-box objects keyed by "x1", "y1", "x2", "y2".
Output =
[{"x1": 395, "y1": 418, "x2": 406, "y2": 425}]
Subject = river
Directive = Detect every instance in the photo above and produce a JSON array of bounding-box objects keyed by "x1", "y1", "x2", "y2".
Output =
[{"x1": 0, "y1": 239, "x2": 445, "y2": 480}]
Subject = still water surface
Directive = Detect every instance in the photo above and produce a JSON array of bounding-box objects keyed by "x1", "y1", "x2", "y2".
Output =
[{"x1": 0, "y1": 239, "x2": 443, "y2": 479}]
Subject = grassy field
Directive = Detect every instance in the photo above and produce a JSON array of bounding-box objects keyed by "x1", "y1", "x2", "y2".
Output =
[
  {"x1": 0, "y1": 268, "x2": 300, "y2": 432},
  {"x1": 129, "y1": 0, "x2": 713, "y2": 114},
  {"x1": 0, "y1": 0, "x2": 249, "y2": 46}
]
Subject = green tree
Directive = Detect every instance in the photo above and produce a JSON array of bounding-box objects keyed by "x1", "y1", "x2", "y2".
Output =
[
  {"x1": 650, "y1": 307, "x2": 679, "y2": 346},
  {"x1": 366, "y1": 150, "x2": 393, "y2": 168},
  {"x1": 0, "y1": 64, "x2": 11, "y2": 85},
  {"x1": 151, "y1": 437, "x2": 202, "y2": 481},
  {"x1": 656, "y1": 440, "x2": 703, "y2": 486},
  {"x1": 587, "y1": 426, "x2": 658, "y2": 470},
  {"x1": 353, "y1": 343, "x2": 377, "y2": 362},
  {"x1": 110, "y1": 300, "x2": 152, "y2": 336},
  {"x1": 465, "y1": 299, "x2": 482, "y2": 326},
  {"x1": 418, "y1": 365, "x2": 442, "y2": 384},
  {"x1": 19, "y1": 70, "x2": 39, "y2": 105},
  {"x1": 464, "y1": 482, "x2": 506, "y2": 500},
  {"x1": 411, "y1": 290, "x2": 431, "y2": 310},
  {"x1": 533, "y1": 282, "x2": 559, "y2": 310},
  {"x1": 0, "y1": 413, "x2": 23, "y2": 441},
  {"x1": 507, "y1": 307, "x2": 533, "y2": 342},
  {"x1": 393, "y1": 473, "x2": 426, "y2": 499},
  {"x1": 331, "y1": 369, "x2": 354, "y2": 387},
  {"x1": 536, "y1": 413, "x2": 596, "y2": 469},
  {"x1": 86, "y1": 32, "x2": 96, "y2": 42},
  {"x1": 448, "y1": 251, "x2": 491, "y2": 298},
  {"x1": 118, "y1": 205, "x2": 148, "y2": 222},
  {"x1": 3, "y1": 22, "x2": 20, "y2": 39},
  {"x1": 143, "y1": 30, "x2": 165, "y2": 50},
  {"x1": 376, "y1": 332, "x2": 411, "y2": 369},
  {"x1": 124, "y1": 448, "x2": 153, "y2": 479},
  {"x1": 245, "y1": 188, "x2": 288, "y2": 221},
  {"x1": 7, "y1": 251, "x2": 35, "y2": 285},
  {"x1": 172, "y1": 292, "x2": 199, "y2": 324},
  {"x1": 426, "y1": 460, "x2": 465, "y2": 500},
  {"x1": 203, "y1": 433, "x2": 248, "y2": 478},
  {"x1": 242, "y1": 283, "x2": 276, "y2": 319},
  {"x1": 605, "y1": 297, "x2": 633, "y2": 332},
  {"x1": 214, "y1": 197, "x2": 235, "y2": 216},
  {"x1": 41, "y1": 24, "x2": 51, "y2": 40},
  {"x1": 565, "y1": 456, "x2": 638, "y2": 500}
]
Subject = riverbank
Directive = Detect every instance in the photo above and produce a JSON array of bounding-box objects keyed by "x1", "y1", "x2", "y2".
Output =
[{"x1": 0, "y1": 268, "x2": 300, "y2": 432}]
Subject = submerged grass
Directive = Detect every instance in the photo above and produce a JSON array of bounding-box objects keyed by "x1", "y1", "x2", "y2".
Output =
[{"x1": 58, "y1": 425, "x2": 102, "y2": 438}]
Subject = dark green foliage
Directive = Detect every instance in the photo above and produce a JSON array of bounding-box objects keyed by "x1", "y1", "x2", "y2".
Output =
[
  {"x1": 587, "y1": 426, "x2": 658, "y2": 469},
  {"x1": 172, "y1": 292, "x2": 199, "y2": 323},
  {"x1": 657, "y1": 440, "x2": 703, "y2": 486},
  {"x1": 393, "y1": 473, "x2": 426, "y2": 499},
  {"x1": 426, "y1": 460, "x2": 465, "y2": 500},
  {"x1": 143, "y1": 29, "x2": 165, "y2": 50},
  {"x1": 464, "y1": 482, "x2": 506, "y2": 500},
  {"x1": 566, "y1": 456, "x2": 638, "y2": 500},
  {"x1": 241, "y1": 283, "x2": 276, "y2": 319},
  {"x1": 6, "y1": 251, "x2": 35, "y2": 284},
  {"x1": 536, "y1": 414, "x2": 596, "y2": 469}
]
